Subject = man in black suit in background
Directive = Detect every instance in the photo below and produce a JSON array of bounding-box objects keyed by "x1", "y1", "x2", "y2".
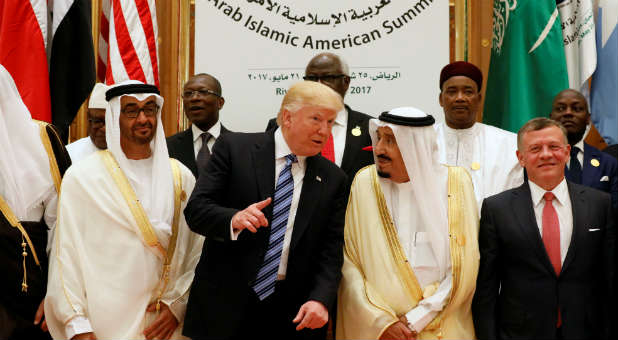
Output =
[
  {"x1": 183, "y1": 81, "x2": 348, "y2": 340},
  {"x1": 167, "y1": 73, "x2": 230, "y2": 177},
  {"x1": 267, "y1": 53, "x2": 373, "y2": 185},
  {"x1": 473, "y1": 118, "x2": 614, "y2": 339}
]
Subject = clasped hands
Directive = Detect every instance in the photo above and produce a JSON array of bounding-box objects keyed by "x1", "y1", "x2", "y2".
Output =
[{"x1": 379, "y1": 315, "x2": 417, "y2": 340}]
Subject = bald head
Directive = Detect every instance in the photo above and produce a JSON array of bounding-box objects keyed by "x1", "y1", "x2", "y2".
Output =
[{"x1": 304, "y1": 53, "x2": 350, "y2": 99}]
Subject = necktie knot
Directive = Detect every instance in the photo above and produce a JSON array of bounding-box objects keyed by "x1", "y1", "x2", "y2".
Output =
[
  {"x1": 201, "y1": 132, "x2": 211, "y2": 143},
  {"x1": 570, "y1": 146, "x2": 580, "y2": 157},
  {"x1": 543, "y1": 192, "x2": 555, "y2": 202},
  {"x1": 285, "y1": 154, "x2": 297, "y2": 165}
]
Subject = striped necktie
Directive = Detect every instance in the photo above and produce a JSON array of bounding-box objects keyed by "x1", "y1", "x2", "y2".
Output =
[{"x1": 252, "y1": 154, "x2": 297, "y2": 300}]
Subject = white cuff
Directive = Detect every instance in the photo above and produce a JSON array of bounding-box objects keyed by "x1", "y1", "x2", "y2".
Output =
[
  {"x1": 230, "y1": 220, "x2": 242, "y2": 240},
  {"x1": 65, "y1": 315, "x2": 93, "y2": 339},
  {"x1": 406, "y1": 305, "x2": 437, "y2": 333}
]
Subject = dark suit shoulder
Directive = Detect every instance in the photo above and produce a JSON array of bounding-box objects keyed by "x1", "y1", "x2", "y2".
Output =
[
  {"x1": 167, "y1": 128, "x2": 192, "y2": 144},
  {"x1": 569, "y1": 180, "x2": 612, "y2": 201},
  {"x1": 346, "y1": 106, "x2": 373, "y2": 122}
]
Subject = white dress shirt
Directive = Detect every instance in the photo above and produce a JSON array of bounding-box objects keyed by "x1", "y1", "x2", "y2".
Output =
[
  {"x1": 231, "y1": 128, "x2": 306, "y2": 279},
  {"x1": 191, "y1": 121, "x2": 221, "y2": 159},
  {"x1": 331, "y1": 108, "x2": 348, "y2": 167},
  {"x1": 528, "y1": 178, "x2": 573, "y2": 264}
]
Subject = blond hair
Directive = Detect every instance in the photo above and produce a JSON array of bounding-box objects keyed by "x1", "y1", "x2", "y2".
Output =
[{"x1": 276, "y1": 81, "x2": 344, "y2": 125}]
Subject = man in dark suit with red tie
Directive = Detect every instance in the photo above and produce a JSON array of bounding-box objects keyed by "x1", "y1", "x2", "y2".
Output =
[
  {"x1": 167, "y1": 73, "x2": 230, "y2": 177},
  {"x1": 473, "y1": 118, "x2": 614, "y2": 339},
  {"x1": 183, "y1": 81, "x2": 348, "y2": 340},
  {"x1": 266, "y1": 53, "x2": 374, "y2": 186}
]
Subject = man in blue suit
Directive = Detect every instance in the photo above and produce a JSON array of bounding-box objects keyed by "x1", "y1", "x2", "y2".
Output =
[{"x1": 550, "y1": 89, "x2": 618, "y2": 208}]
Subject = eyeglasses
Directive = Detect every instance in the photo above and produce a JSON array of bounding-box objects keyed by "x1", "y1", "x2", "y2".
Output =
[
  {"x1": 88, "y1": 118, "x2": 105, "y2": 127},
  {"x1": 303, "y1": 74, "x2": 347, "y2": 82},
  {"x1": 182, "y1": 89, "x2": 221, "y2": 99},
  {"x1": 121, "y1": 104, "x2": 159, "y2": 118}
]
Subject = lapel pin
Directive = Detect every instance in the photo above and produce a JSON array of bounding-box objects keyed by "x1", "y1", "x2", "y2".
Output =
[
  {"x1": 316, "y1": 176, "x2": 322, "y2": 182},
  {"x1": 591, "y1": 158, "x2": 600, "y2": 167},
  {"x1": 351, "y1": 126, "x2": 362, "y2": 137}
]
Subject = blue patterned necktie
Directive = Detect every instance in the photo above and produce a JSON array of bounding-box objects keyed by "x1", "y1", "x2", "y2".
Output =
[{"x1": 252, "y1": 154, "x2": 297, "y2": 300}]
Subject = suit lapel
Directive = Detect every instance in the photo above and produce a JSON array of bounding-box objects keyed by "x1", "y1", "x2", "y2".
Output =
[
  {"x1": 561, "y1": 182, "x2": 586, "y2": 274},
  {"x1": 290, "y1": 156, "x2": 323, "y2": 251},
  {"x1": 251, "y1": 131, "x2": 276, "y2": 218},
  {"x1": 512, "y1": 184, "x2": 558, "y2": 277},
  {"x1": 180, "y1": 129, "x2": 198, "y2": 176},
  {"x1": 340, "y1": 106, "x2": 363, "y2": 174},
  {"x1": 582, "y1": 143, "x2": 600, "y2": 187}
]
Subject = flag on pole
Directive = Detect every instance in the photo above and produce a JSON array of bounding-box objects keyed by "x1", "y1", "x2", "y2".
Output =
[
  {"x1": 97, "y1": 0, "x2": 111, "y2": 82},
  {"x1": 49, "y1": 0, "x2": 96, "y2": 140},
  {"x1": 557, "y1": 0, "x2": 597, "y2": 91},
  {"x1": 0, "y1": 0, "x2": 51, "y2": 122},
  {"x1": 483, "y1": 0, "x2": 569, "y2": 132},
  {"x1": 590, "y1": 0, "x2": 617, "y2": 145},
  {"x1": 106, "y1": 0, "x2": 159, "y2": 87}
]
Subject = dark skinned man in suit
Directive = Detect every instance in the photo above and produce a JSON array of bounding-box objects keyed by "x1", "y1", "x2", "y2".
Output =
[{"x1": 167, "y1": 73, "x2": 230, "y2": 177}]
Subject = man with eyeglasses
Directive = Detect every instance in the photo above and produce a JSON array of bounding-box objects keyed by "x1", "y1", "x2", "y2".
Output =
[
  {"x1": 549, "y1": 89, "x2": 618, "y2": 208},
  {"x1": 167, "y1": 73, "x2": 231, "y2": 178},
  {"x1": 66, "y1": 83, "x2": 108, "y2": 163},
  {"x1": 267, "y1": 53, "x2": 373, "y2": 187},
  {"x1": 45, "y1": 80, "x2": 204, "y2": 340}
]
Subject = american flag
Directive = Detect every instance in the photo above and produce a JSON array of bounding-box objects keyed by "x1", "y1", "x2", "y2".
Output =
[{"x1": 103, "y1": 0, "x2": 160, "y2": 87}]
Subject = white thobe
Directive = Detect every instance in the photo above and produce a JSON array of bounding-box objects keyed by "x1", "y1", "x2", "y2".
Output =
[
  {"x1": 435, "y1": 122, "x2": 524, "y2": 210},
  {"x1": 66, "y1": 137, "x2": 100, "y2": 163},
  {"x1": 45, "y1": 152, "x2": 204, "y2": 340},
  {"x1": 382, "y1": 180, "x2": 452, "y2": 333}
]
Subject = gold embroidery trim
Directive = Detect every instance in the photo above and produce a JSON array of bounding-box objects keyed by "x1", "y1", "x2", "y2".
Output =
[
  {"x1": 35, "y1": 121, "x2": 62, "y2": 194},
  {"x1": 370, "y1": 165, "x2": 423, "y2": 303},
  {"x1": 156, "y1": 159, "x2": 183, "y2": 311},
  {"x1": 99, "y1": 150, "x2": 166, "y2": 257},
  {"x1": 425, "y1": 166, "x2": 466, "y2": 334},
  {"x1": 0, "y1": 194, "x2": 41, "y2": 292}
]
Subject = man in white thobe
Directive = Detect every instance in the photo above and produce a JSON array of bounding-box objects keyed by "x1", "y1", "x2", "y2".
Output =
[
  {"x1": 66, "y1": 83, "x2": 108, "y2": 163},
  {"x1": 435, "y1": 61, "x2": 523, "y2": 209},
  {"x1": 45, "y1": 81, "x2": 204, "y2": 340},
  {"x1": 337, "y1": 107, "x2": 479, "y2": 339}
]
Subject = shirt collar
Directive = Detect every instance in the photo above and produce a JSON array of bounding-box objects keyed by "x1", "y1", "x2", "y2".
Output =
[
  {"x1": 528, "y1": 177, "x2": 569, "y2": 207},
  {"x1": 192, "y1": 121, "x2": 221, "y2": 143},
  {"x1": 335, "y1": 107, "x2": 347, "y2": 127},
  {"x1": 274, "y1": 127, "x2": 306, "y2": 168},
  {"x1": 573, "y1": 138, "x2": 584, "y2": 154}
]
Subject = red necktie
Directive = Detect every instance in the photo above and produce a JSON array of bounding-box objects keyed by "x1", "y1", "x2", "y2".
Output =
[
  {"x1": 321, "y1": 133, "x2": 335, "y2": 163},
  {"x1": 542, "y1": 192, "x2": 562, "y2": 327}
]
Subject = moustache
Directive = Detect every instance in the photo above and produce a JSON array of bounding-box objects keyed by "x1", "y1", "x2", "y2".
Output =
[{"x1": 377, "y1": 154, "x2": 392, "y2": 161}]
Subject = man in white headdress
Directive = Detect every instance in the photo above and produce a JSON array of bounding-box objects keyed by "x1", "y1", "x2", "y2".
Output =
[
  {"x1": 337, "y1": 107, "x2": 479, "y2": 340},
  {"x1": 435, "y1": 61, "x2": 523, "y2": 210},
  {"x1": 66, "y1": 83, "x2": 108, "y2": 162},
  {"x1": 0, "y1": 65, "x2": 71, "y2": 339},
  {"x1": 45, "y1": 81, "x2": 204, "y2": 340}
]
